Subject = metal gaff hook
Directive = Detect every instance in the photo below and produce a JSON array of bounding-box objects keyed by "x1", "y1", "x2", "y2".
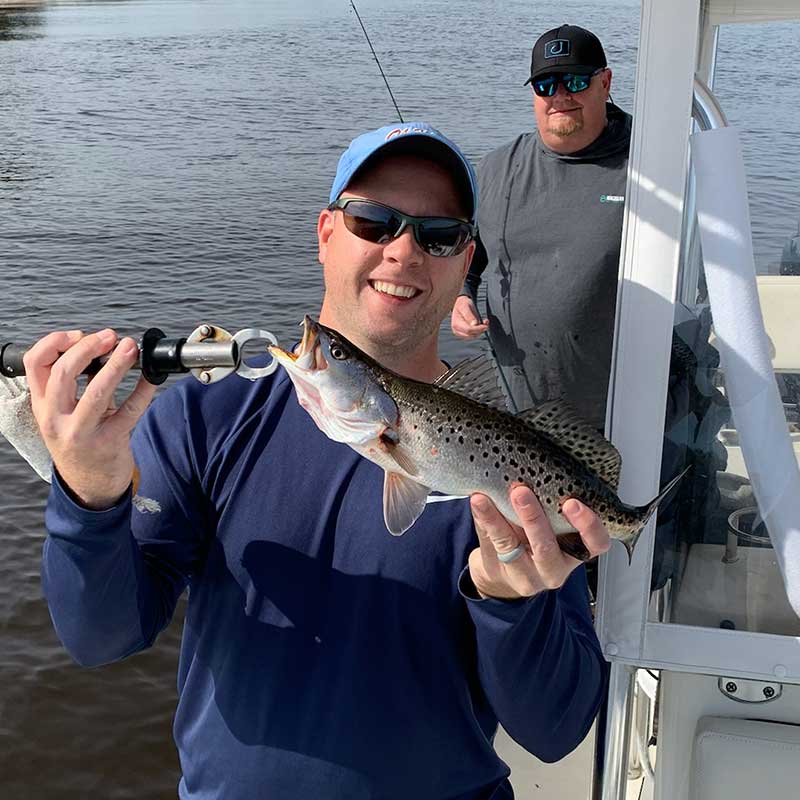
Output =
[
  {"x1": 186, "y1": 324, "x2": 278, "y2": 384},
  {"x1": 233, "y1": 328, "x2": 279, "y2": 381}
]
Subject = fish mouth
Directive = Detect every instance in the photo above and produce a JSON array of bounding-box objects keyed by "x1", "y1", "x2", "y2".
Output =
[{"x1": 268, "y1": 315, "x2": 327, "y2": 371}]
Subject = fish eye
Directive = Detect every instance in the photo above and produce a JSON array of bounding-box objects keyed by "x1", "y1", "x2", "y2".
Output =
[{"x1": 329, "y1": 343, "x2": 348, "y2": 361}]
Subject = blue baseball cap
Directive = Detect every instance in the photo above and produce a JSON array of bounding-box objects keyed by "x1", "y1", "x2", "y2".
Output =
[{"x1": 329, "y1": 122, "x2": 478, "y2": 223}]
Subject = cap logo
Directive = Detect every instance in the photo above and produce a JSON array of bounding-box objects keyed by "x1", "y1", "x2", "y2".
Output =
[
  {"x1": 544, "y1": 39, "x2": 570, "y2": 58},
  {"x1": 385, "y1": 126, "x2": 432, "y2": 141}
]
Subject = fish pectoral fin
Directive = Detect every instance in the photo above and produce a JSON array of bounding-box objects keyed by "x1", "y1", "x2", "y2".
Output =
[
  {"x1": 383, "y1": 472, "x2": 431, "y2": 536},
  {"x1": 378, "y1": 432, "x2": 419, "y2": 477},
  {"x1": 386, "y1": 446, "x2": 419, "y2": 477}
]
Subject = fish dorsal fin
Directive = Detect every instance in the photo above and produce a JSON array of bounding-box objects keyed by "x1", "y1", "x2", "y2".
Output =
[
  {"x1": 433, "y1": 355, "x2": 508, "y2": 411},
  {"x1": 517, "y1": 401, "x2": 622, "y2": 489},
  {"x1": 383, "y1": 472, "x2": 431, "y2": 536}
]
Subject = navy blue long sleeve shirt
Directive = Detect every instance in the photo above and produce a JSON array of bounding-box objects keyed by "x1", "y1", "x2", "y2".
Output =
[{"x1": 42, "y1": 368, "x2": 608, "y2": 799}]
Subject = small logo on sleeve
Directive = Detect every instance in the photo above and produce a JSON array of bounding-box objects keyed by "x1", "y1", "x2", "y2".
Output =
[
  {"x1": 600, "y1": 194, "x2": 625, "y2": 203},
  {"x1": 544, "y1": 39, "x2": 570, "y2": 59}
]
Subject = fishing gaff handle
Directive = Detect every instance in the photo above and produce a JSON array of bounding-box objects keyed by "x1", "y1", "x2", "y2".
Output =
[
  {"x1": 0, "y1": 328, "x2": 239, "y2": 386},
  {"x1": 0, "y1": 343, "x2": 28, "y2": 379}
]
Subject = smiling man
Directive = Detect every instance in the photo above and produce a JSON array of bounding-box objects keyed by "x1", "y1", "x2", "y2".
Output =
[
  {"x1": 451, "y1": 25, "x2": 632, "y2": 430},
  {"x1": 318, "y1": 129, "x2": 478, "y2": 382},
  {"x1": 29, "y1": 123, "x2": 610, "y2": 799}
]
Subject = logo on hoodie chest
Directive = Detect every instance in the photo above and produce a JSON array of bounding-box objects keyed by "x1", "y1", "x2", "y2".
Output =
[{"x1": 600, "y1": 194, "x2": 625, "y2": 204}]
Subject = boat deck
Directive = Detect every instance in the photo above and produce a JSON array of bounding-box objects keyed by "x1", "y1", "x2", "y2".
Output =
[{"x1": 497, "y1": 725, "x2": 651, "y2": 799}]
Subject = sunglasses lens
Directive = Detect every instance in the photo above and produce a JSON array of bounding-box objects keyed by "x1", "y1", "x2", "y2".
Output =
[
  {"x1": 533, "y1": 72, "x2": 595, "y2": 97},
  {"x1": 563, "y1": 73, "x2": 592, "y2": 93},
  {"x1": 533, "y1": 76, "x2": 557, "y2": 97},
  {"x1": 336, "y1": 200, "x2": 472, "y2": 257},
  {"x1": 340, "y1": 201, "x2": 399, "y2": 244},
  {"x1": 418, "y1": 220, "x2": 472, "y2": 257}
]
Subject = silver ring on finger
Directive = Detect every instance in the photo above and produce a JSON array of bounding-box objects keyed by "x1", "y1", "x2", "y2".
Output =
[{"x1": 497, "y1": 544, "x2": 525, "y2": 564}]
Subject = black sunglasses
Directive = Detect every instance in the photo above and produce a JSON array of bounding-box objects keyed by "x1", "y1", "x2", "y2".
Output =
[
  {"x1": 531, "y1": 68, "x2": 604, "y2": 97},
  {"x1": 328, "y1": 198, "x2": 475, "y2": 258}
]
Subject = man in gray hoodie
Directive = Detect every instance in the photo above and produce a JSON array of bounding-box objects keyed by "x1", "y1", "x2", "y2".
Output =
[
  {"x1": 454, "y1": 26, "x2": 731, "y2": 597},
  {"x1": 451, "y1": 25, "x2": 631, "y2": 429}
]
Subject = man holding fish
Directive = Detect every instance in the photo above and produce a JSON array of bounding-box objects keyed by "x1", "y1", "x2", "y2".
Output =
[{"x1": 26, "y1": 122, "x2": 612, "y2": 798}]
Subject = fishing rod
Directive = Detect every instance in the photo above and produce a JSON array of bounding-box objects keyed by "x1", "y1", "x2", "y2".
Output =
[
  {"x1": 349, "y1": 0, "x2": 404, "y2": 123},
  {"x1": 347, "y1": 1, "x2": 517, "y2": 412},
  {"x1": 1, "y1": 324, "x2": 278, "y2": 386}
]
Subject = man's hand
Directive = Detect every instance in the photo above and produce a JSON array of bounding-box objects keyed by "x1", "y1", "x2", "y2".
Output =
[
  {"x1": 24, "y1": 329, "x2": 158, "y2": 510},
  {"x1": 467, "y1": 486, "x2": 611, "y2": 599},
  {"x1": 451, "y1": 295, "x2": 489, "y2": 339}
]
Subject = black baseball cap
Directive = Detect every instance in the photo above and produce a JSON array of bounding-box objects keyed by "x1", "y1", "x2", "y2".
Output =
[{"x1": 524, "y1": 24, "x2": 607, "y2": 84}]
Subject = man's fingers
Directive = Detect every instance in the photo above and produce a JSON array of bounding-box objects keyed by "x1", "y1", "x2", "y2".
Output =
[
  {"x1": 453, "y1": 319, "x2": 488, "y2": 339},
  {"x1": 472, "y1": 494, "x2": 518, "y2": 555},
  {"x1": 562, "y1": 499, "x2": 612, "y2": 557},
  {"x1": 471, "y1": 495, "x2": 503, "y2": 572},
  {"x1": 51, "y1": 329, "x2": 117, "y2": 382},
  {"x1": 44, "y1": 329, "x2": 119, "y2": 414},
  {"x1": 20, "y1": 329, "x2": 149, "y2": 510},
  {"x1": 72, "y1": 337, "x2": 141, "y2": 429},
  {"x1": 103, "y1": 373, "x2": 158, "y2": 439},
  {"x1": 451, "y1": 297, "x2": 489, "y2": 339},
  {"x1": 23, "y1": 330, "x2": 84, "y2": 410},
  {"x1": 451, "y1": 308, "x2": 474, "y2": 338},
  {"x1": 470, "y1": 487, "x2": 612, "y2": 598},
  {"x1": 510, "y1": 485, "x2": 575, "y2": 588},
  {"x1": 470, "y1": 493, "x2": 548, "y2": 599},
  {"x1": 470, "y1": 493, "x2": 533, "y2": 575}
]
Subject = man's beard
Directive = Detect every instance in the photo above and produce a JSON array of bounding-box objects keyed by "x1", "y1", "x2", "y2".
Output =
[
  {"x1": 367, "y1": 309, "x2": 439, "y2": 360},
  {"x1": 547, "y1": 114, "x2": 584, "y2": 139}
]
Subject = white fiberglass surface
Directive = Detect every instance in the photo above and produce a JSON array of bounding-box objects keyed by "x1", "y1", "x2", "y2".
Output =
[{"x1": 650, "y1": 19, "x2": 800, "y2": 637}]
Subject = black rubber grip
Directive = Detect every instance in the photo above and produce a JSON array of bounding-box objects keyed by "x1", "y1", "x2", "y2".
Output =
[
  {"x1": 1, "y1": 343, "x2": 110, "y2": 380},
  {"x1": 1, "y1": 331, "x2": 212, "y2": 385},
  {"x1": 0, "y1": 343, "x2": 27, "y2": 378}
]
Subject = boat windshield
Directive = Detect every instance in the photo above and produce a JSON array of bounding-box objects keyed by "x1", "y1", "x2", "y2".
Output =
[{"x1": 649, "y1": 18, "x2": 800, "y2": 636}]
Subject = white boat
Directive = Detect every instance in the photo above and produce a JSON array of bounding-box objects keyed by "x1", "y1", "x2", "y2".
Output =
[
  {"x1": 0, "y1": 2, "x2": 797, "y2": 797},
  {"x1": 495, "y1": 1, "x2": 800, "y2": 798}
]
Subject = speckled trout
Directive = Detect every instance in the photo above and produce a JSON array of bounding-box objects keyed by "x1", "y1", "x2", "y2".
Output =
[{"x1": 269, "y1": 317, "x2": 685, "y2": 561}]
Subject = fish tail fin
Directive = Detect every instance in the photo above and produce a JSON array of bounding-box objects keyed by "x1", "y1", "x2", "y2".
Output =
[
  {"x1": 623, "y1": 466, "x2": 691, "y2": 564},
  {"x1": 638, "y1": 465, "x2": 691, "y2": 526},
  {"x1": 620, "y1": 535, "x2": 637, "y2": 565},
  {"x1": 650, "y1": 465, "x2": 691, "y2": 515}
]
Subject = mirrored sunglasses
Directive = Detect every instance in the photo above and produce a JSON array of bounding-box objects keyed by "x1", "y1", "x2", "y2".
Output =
[{"x1": 532, "y1": 68, "x2": 604, "y2": 98}]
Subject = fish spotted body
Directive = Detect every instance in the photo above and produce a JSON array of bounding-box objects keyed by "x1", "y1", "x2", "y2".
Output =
[{"x1": 269, "y1": 317, "x2": 685, "y2": 561}]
